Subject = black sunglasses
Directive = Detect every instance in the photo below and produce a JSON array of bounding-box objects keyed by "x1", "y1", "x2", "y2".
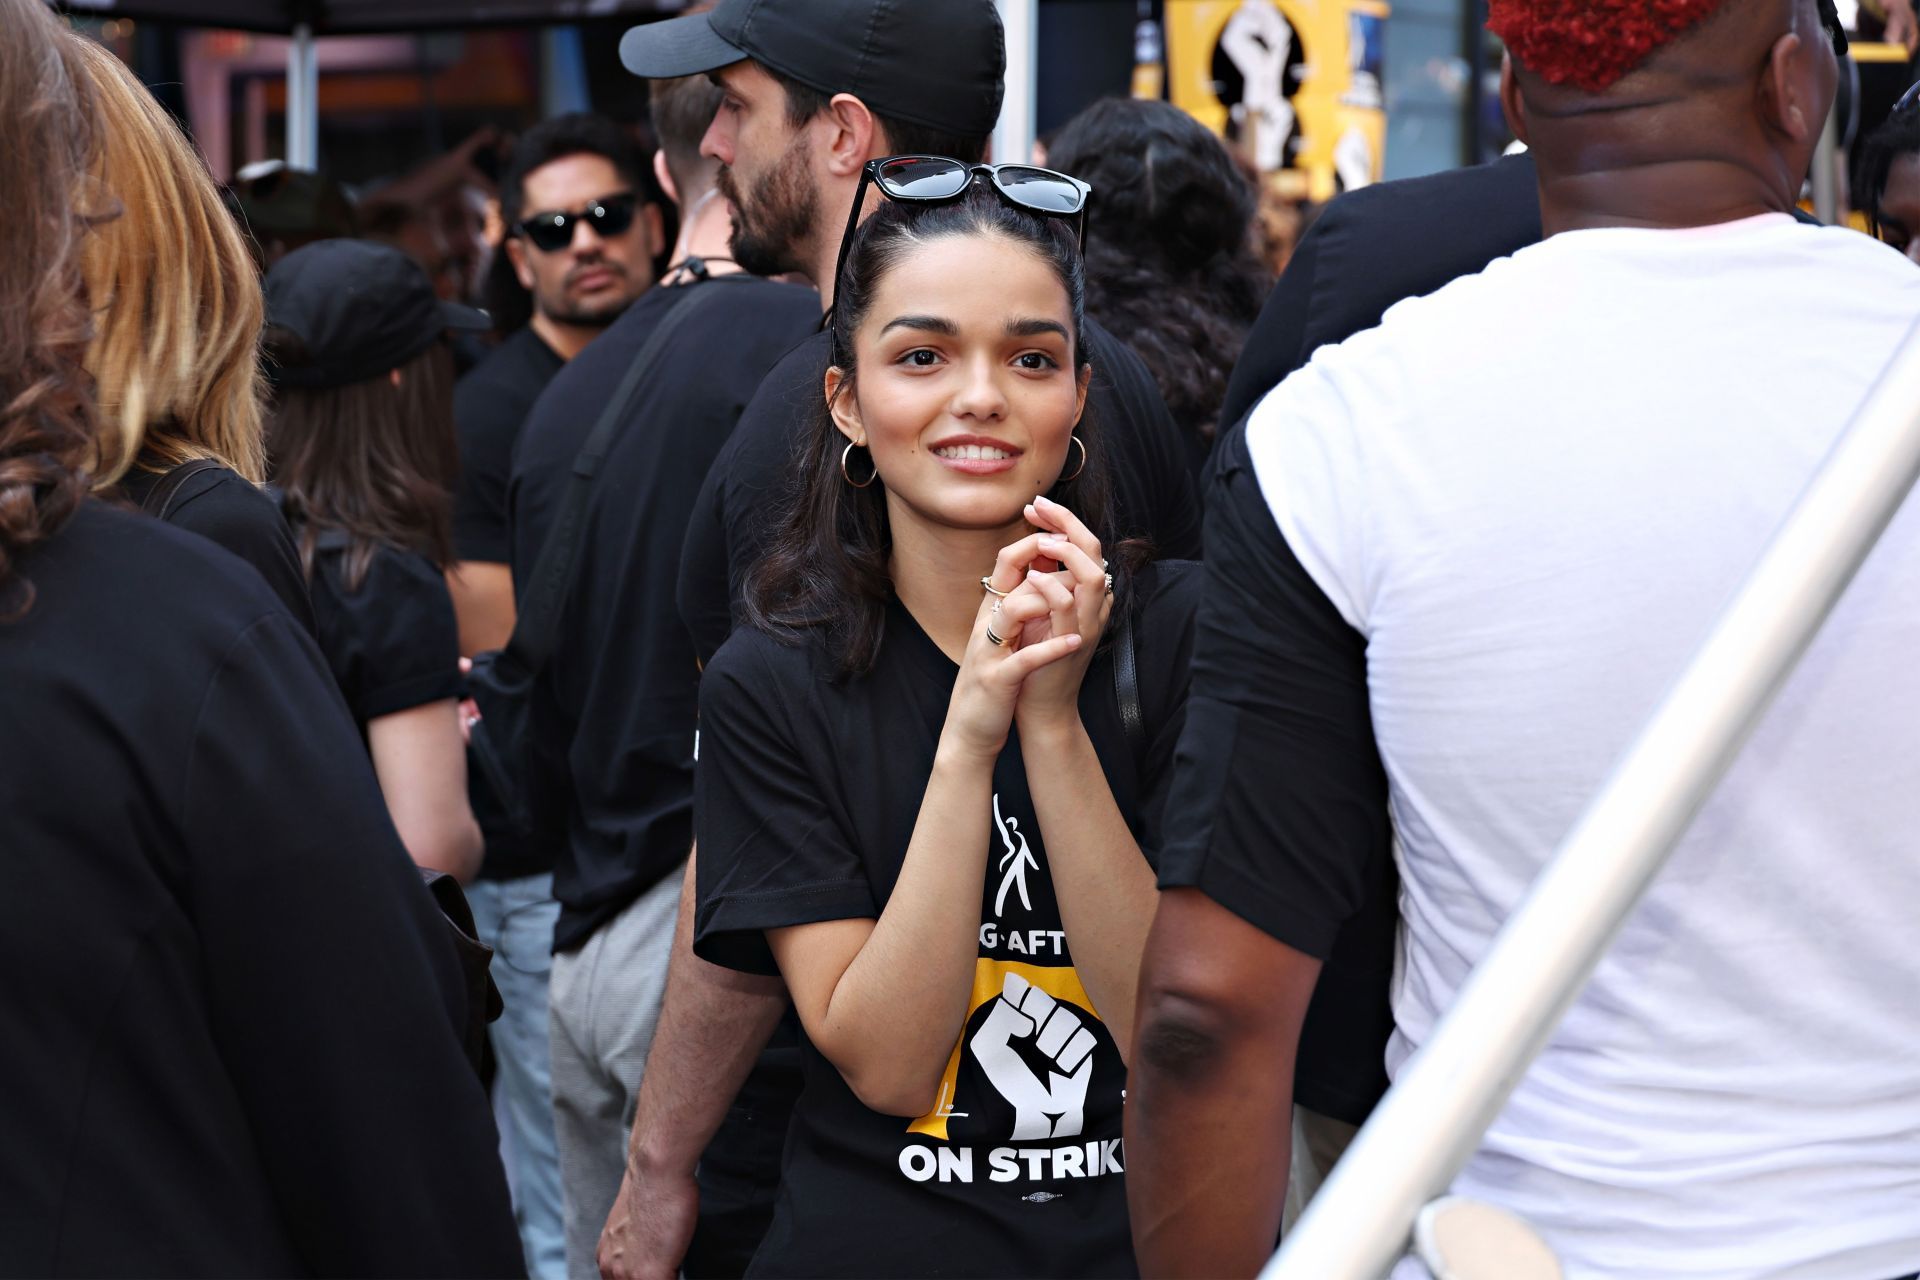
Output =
[
  {"x1": 515, "y1": 191, "x2": 639, "y2": 253},
  {"x1": 830, "y1": 156, "x2": 1093, "y2": 306}
]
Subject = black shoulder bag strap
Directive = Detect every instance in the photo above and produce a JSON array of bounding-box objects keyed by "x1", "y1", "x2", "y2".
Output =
[
  {"x1": 139, "y1": 458, "x2": 224, "y2": 521},
  {"x1": 1113, "y1": 605, "x2": 1145, "y2": 759},
  {"x1": 505, "y1": 279, "x2": 743, "y2": 671}
]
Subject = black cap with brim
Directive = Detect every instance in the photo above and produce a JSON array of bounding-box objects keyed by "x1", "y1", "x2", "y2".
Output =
[
  {"x1": 619, "y1": 11, "x2": 747, "y2": 79},
  {"x1": 265, "y1": 238, "x2": 490, "y2": 391},
  {"x1": 620, "y1": 0, "x2": 1004, "y2": 139}
]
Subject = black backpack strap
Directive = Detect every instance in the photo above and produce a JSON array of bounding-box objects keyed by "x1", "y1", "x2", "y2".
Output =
[
  {"x1": 139, "y1": 458, "x2": 225, "y2": 521},
  {"x1": 506, "y1": 278, "x2": 744, "y2": 672}
]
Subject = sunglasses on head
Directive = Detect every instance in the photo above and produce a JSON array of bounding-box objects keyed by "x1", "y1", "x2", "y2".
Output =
[
  {"x1": 515, "y1": 191, "x2": 639, "y2": 253},
  {"x1": 830, "y1": 156, "x2": 1093, "y2": 307}
]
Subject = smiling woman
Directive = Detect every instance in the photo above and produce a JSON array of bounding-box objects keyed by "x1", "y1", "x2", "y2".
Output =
[{"x1": 692, "y1": 177, "x2": 1201, "y2": 1278}]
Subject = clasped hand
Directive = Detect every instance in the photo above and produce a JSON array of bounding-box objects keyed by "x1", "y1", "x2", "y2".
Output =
[{"x1": 944, "y1": 495, "x2": 1111, "y2": 760}]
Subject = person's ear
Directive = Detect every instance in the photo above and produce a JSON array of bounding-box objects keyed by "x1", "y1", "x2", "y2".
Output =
[
  {"x1": 1073, "y1": 363, "x2": 1092, "y2": 429},
  {"x1": 504, "y1": 235, "x2": 535, "y2": 290},
  {"x1": 1760, "y1": 29, "x2": 1823, "y2": 144},
  {"x1": 1499, "y1": 53, "x2": 1530, "y2": 149},
  {"x1": 825, "y1": 365, "x2": 865, "y2": 445},
  {"x1": 653, "y1": 150, "x2": 681, "y2": 209},
  {"x1": 822, "y1": 93, "x2": 880, "y2": 177},
  {"x1": 642, "y1": 202, "x2": 666, "y2": 258}
]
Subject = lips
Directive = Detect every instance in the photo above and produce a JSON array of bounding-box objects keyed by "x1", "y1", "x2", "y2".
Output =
[
  {"x1": 934, "y1": 443, "x2": 1014, "y2": 461},
  {"x1": 570, "y1": 267, "x2": 620, "y2": 292},
  {"x1": 930, "y1": 435, "x2": 1022, "y2": 476}
]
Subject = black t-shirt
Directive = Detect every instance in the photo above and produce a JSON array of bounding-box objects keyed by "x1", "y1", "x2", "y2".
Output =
[
  {"x1": 693, "y1": 562, "x2": 1198, "y2": 1280},
  {"x1": 118, "y1": 460, "x2": 316, "y2": 634},
  {"x1": 1154, "y1": 429, "x2": 1396, "y2": 1122},
  {"x1": 0, "y1": 501, "x2": 522, "y2": 1277},
  {"x1": 509, "y1": 275, "x2": 819, "y2": 953},
  {"x1": 299, "y1": 527, "x2": 464, "y2": 738},
  {"x1": 678, "y1": 318, "x2": 1203, "y2": 668},
  {"x1": 453, "y1": 326, "x2": 565, "y2": 564}
]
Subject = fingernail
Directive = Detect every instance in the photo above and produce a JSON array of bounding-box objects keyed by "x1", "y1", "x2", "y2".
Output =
[
  {"x1": 1035, "y1": 494, "x2": 1056, "y2": 508},
  {"x1": 1065, "y1": 634, "x2": 1082, "y2": 647},
  {"x1": 1038, "y1": 534, "x2": 1063, "y2": 546}
]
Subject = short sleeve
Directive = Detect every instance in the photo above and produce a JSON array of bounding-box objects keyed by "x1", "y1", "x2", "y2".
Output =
[
  {"x1": 330, "y1": 549, "x2": 463, "y2": 724},
  {"x1": 693, "y1": 633, "x2": 877, "y2": 976},
  {"x1": 1154, "y1": 431, "x2": 1390, "y2": 960},
  {"x1": 1240, "y1": 359, "x2": 1376, "y2": 632}
]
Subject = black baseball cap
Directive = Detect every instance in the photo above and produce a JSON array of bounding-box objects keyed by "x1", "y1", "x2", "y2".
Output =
[
  {"x1": 264, "y1": 239, "x2": 489, "y2": 390},
  {"x1": 619, "y1": 0, "x2": 1005, "y2": 138}
]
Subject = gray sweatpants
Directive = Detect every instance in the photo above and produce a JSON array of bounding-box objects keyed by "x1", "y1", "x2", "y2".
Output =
[
  {"x1": 1283, "y1": 1104, "x2": 1360, "y2": 1235},
  {"x1": 548, "y1": 868, "x2": 683, "y2": 1280}
]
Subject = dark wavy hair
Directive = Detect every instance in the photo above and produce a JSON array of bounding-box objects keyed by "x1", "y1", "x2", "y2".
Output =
[
  {"x1": 0, "y1": 2, "x2": 102, "y2": 620},
  {"x1": 1854, "y1": 95, "x2": 1920, "y2": 243},
  {"x1": 745, "y1": 180, "x2": 1143, "y2": 679},
  {"x1": 1044, "y1": 98, "x2": 1268, "y2": 446}
]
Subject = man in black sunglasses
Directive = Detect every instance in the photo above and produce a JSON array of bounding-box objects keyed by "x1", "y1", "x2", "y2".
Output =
[
  {"x1": 452, "y1": 115, "x2": 661, "y2": 659},
  {"x1": 444, "y1": 111, "x2": 663, "y2": 1280}
]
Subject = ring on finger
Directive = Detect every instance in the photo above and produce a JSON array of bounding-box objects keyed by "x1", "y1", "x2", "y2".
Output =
[
  {"x1": 986, "y1": 624, "x2": 1008, "y2": 647},
  {"x1": 981, "y1": 575, "x2": 1011, "y2": 598}
]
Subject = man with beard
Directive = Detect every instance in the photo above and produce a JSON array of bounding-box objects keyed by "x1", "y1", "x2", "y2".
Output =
[
  {"x1": 450, "y1": 115, "x2": 661, "y2": 657},
  {"x1": 594, "y1": 4, "x2": 1199, "y2": 1279},
  {"x1": 446, "y1": 113, "x2": 660, "y2": 1280}
]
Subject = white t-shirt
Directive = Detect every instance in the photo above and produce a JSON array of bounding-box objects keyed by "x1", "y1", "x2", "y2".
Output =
[{"x1": 1245, "y1": 214, "x2": 1920, "y2": 1279}]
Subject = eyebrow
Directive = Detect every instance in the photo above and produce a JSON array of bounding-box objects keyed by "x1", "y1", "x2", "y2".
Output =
[
  {"x1": 879, "y1": 314, "x2": 959, "y2": 337},
  {"x1": 1007, "y1": 317, "x2": 1070, "y2": 341}
]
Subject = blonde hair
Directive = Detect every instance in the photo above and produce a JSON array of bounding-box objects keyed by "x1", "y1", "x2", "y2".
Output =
[{"x1": 72, "y1": 35, "x2": 266, "y2": 486}]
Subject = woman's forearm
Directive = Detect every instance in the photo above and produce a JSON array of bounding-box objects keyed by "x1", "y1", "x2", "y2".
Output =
[
  {"x1": 801, "y1": 735, "x2": 998, "y2": 1113},
  {"x1": 1020, "y1": 716, "x2": 1159, "y2": 1055}
]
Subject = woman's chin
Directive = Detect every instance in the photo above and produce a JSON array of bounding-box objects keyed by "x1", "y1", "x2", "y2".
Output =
[{"x1": 896, "y1": 487, "x2": 1033, "y2": 536}]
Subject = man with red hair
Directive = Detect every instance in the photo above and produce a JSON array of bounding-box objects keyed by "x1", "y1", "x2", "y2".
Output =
[{"x1": 1127, "y1": 0, "x2": 1920, "y2": 1275}]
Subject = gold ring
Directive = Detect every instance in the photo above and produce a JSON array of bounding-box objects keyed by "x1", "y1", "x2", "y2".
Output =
[
  {"x1": 986, "y1": 625, "x2": 1007, "y2": 647},
  {"x1": 981, "y1": 576, "x2": 1010, "y2": 598}
]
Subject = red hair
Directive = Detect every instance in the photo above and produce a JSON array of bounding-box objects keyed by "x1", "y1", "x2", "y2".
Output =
[{"x1": 1489, "y1": 0, "x2": 1728, "y2": 91}]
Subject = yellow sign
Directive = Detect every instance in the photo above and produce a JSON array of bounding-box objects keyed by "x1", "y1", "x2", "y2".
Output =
[{"x1": 1168, "y1": 0, "x2": 1389, "y2": 202}]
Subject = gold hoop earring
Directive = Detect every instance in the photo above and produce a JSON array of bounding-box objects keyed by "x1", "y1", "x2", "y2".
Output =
[
  {"x1": 1059, "y1": 434, "x2": 1087, "y2": 484},
  {"x1": 841, "y1": 440, "x2": 877, "y2": 489}
]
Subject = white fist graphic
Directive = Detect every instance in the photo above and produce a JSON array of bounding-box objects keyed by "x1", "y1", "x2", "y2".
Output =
[{"x1": 969, "y1": 972, "x2": 1099, "y2": 1140}]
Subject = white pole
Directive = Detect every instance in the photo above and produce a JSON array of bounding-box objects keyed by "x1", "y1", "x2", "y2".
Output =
[
  {"x1": 1812, "y1": 105, "x2": 1841, "y2": 225},
  {"x1": 1263, "y1": 315, "x2": 1920, "y2": 1280},
  {"x1": 286, "y1": 22, "x2": 318, "y2": 170},
  {"x1": 993, "y1": 0, "x2": 1038, "y2": 163}
]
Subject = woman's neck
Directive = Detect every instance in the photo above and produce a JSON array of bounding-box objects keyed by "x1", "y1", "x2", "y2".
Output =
[{"x1": 888, "y1": 501, "x2": 1032, "y2": 663}]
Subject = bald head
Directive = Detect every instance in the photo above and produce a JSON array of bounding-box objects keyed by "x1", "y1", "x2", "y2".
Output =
[{"x1": 1501, "y1": 0, "x2": 1837, "y2": 234}]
